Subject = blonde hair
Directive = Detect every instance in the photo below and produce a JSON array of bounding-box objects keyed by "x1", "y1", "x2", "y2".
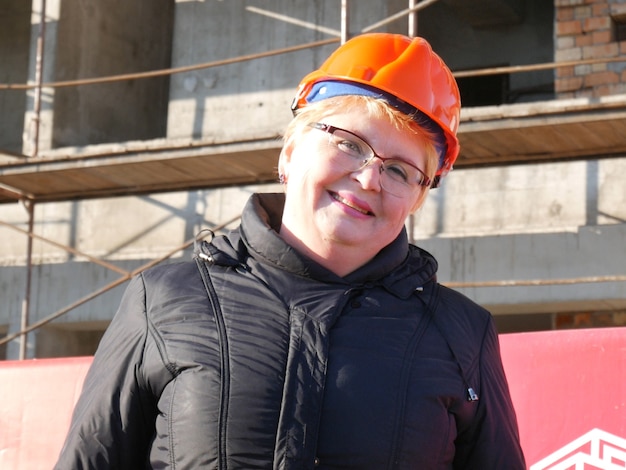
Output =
[{"x1": 283, "y1": 95, "x2": 441, "y2": 182}]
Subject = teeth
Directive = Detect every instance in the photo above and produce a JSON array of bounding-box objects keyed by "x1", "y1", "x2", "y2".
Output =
[{"x1": 332, "y1": 193, "x2": 370, "y2": 215}]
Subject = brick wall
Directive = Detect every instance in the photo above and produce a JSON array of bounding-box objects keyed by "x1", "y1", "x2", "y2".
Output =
[
  {"x1": 555, "y1": 0, "x2": 626, "y2": 97},
  {"x1": 554, "y1": 1, "x2": 626, "y2": 331},
  {"x1": 555, "y1": 309, "x2": 626, "y2": 328}
]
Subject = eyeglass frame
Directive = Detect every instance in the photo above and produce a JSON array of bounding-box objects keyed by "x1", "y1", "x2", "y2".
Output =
[{"x1": 307, "y1": 122, "x2": 432, "y2": 195}]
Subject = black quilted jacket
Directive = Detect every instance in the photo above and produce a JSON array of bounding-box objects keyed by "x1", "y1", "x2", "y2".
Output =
[{"x1": 55, "y1": 193, "x2": 525, "y2": 469}]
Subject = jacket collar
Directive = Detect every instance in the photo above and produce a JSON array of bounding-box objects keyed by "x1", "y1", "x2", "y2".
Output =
[{"x1": 205, "y1": 193, "x2": 439, "y2": 298}]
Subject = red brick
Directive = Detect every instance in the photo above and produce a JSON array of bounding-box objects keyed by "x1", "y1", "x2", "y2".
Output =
[
  {"x1": 592, "y1": 29, "x2": 612, "y2": 44},
  {"x1": 592, "y1": 4, "x2": 610, "y2": 16},
  {"x1": 576, "y1": 34, "x2": 594, "y2": 47},
  {"x1": 557, "y1": 65, "x2": 575, "y2": 77},
  {"x1": 594, "y1": 84, "x2": 614, "y2": 97},
  {"x1": 573, "y1": 313, "x2": 593, "y2": 328},
  {"x1": 584, "y1": 71, "x2": 619, "y2": 87},
  {"x1": 555, "y1": 76, "x2": 584, "y2": 92},
  {"x1": 556, "y1": 310, "x2": 626, "y2": 329},
  {"x1": 557, "y1": 19, "x2": 583, "y2": 35},
  {"x1": 583, "y1": 16, "x2": 612, "y2": 32},
  {"x1": 582, "y1": 42, "x2": 619, "y2": 58},
  {"x1": 557, "y1": 6, "x2": 576, "y2": 21},
  {"x1": 555, "y1": 313, "x2": 574, "y2": 329}
]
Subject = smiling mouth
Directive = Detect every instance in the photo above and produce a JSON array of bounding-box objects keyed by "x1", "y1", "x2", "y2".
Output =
[{"x1": 330, "y1": 192, "x2": 374, "y2": 216}]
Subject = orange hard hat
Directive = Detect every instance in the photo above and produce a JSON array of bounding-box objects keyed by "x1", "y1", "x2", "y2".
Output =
[{"x1": 292, "y1": 33, "x2": 461, "y2": 186}]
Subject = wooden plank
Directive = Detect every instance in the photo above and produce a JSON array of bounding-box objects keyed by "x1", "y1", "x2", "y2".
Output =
[{"x1": 0, "y1": 106, "x2": 624, "y2": 203}]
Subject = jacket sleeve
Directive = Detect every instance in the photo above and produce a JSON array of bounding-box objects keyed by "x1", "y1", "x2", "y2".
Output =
[
  {"x1": 455, "y1": 318, "x2": 526, "y2": 469},
  {"x1": 54, "y1": 274, "x2": 162, "y2": 469}
]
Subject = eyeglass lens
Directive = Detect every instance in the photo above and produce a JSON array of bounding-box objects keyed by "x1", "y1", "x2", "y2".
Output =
[{"x1": 309, "y1": 123, "x2": 430, "y2": 196}]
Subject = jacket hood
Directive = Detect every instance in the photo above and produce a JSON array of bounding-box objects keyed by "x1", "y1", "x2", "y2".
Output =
[{"x1": 196, "y1": 193, "x2": 439, "y2": 299}]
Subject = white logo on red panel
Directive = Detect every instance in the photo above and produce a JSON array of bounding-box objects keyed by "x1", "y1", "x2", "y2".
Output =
[{"x1": 530, "y1": 428, "x2": 626, "y2": 470}]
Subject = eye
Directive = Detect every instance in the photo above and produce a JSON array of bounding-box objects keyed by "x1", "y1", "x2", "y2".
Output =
[
  {"x1": 335, "y1": 137, "x2": 367, "y2": 157},
  {"x1": 383, "y1": 161, "x2": 411, "y2": 183}
]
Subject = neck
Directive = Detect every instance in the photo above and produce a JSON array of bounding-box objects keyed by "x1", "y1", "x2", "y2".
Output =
[{"x1": 278, "y1": 225, "x2": 377, "y2": 277}]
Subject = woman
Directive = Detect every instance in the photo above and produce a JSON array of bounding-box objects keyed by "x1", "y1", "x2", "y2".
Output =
[{"x1": 56, "y1": 33, "x2": 525, "y2": 469}]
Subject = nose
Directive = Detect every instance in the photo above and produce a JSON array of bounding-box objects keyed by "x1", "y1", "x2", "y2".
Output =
[{"x1": 352, "y1": 158, "x2": 383, "y2": 192}]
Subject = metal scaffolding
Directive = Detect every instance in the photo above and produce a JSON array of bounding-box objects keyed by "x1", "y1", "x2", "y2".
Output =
[{"x1": 1, "y1": 0, "x2": 625, "y2": 357}]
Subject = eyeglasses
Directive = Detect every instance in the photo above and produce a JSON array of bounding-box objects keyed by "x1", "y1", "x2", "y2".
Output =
[{"x1": 308, "y1": 122, "x2": 432, "y2": 197}]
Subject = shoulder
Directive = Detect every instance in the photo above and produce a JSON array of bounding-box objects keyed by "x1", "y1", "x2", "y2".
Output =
[
  {"x1": 431, "y1": 283, "x2": 494, "y2": 355},
  {"x1": 140, "y1": 260, "x2": 200, "y2": 286},
  {"x1": 437, "y1": 284, "x2": 491, "y2": 327},
  {"x1": 134, "y1": 261, "x2": 213, "y2": 332}
]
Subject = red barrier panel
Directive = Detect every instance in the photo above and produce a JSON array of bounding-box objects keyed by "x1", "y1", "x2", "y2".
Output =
[
  {"x1": 0, "y1": 327, "x2": 625, "y2": 469},
  {"x1": 0, "y1": 356, "x2": 92, "y2": 470},
  {"x1": 500, "y1": 327, "x2": 626, "y2": 469}
]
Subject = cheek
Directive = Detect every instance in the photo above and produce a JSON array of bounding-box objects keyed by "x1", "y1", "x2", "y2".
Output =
[
  {"x1": 382, "y1": 197, "x2": 416, "y2": 229},
  {"x1": 288, "y1": 146, "x2": 336, "y2": 185}
]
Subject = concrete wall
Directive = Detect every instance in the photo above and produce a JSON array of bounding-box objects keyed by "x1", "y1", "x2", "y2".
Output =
[
  {"x1": 51, "y1": 0, "x2": 174, "y2": 147},
  {"x1": 1, "y1": 0, "x2": 625, "y2": 359},
  {"x1": 21, "y1": 0, "x2": 61, "y2": 156},
  {"x1": 421, "y1": 0, "x2": 556, "y2": 103},
  {"x1": 2, "y1": 156, "x2": 625, "y2": 358},
  {"x1": 0, "y1": 1, "x2": 33, "y2": 154}
]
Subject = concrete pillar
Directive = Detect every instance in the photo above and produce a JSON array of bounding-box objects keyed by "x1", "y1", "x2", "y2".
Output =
[{"x1": 22, "y1": 0, "x2": 61, "y2": 156}]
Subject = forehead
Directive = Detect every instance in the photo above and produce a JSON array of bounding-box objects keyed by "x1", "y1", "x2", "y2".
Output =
[
  {"x1": 324, "y1": 113, "x2": 430, "y2": 164},
  {"x1": 310, "y1": 96, "x2": 398, "y2": 124}
]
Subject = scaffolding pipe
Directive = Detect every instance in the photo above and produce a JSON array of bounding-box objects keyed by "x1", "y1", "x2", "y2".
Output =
[
  {"x1": 1, "y1": 46, "x2": 625, "y2": 92},
  {"x1": 341, "y1": 0, "x2": 349, "y2": 44},
  {"x1": 0, "y1": 1, "x2": 624, "y2": 355},
  {"x1": 18, "y1": 201, "x2": 34, "y2": 359},
  {"x1": 31, "y1": 0, "x2": 47, "y2": 158},
  {"x1": 0, "y1": 214, "x2": 242, "y2": 347},
  {"x1": 0, "y1": 219, "x2": 130, "y2": 275},
  {"x1": 0, "y1": 38, "x2": 340, "y2": 91},
  {"x1": 362, "y1": 0, "x2": 440, "y2": 33},
  {"x1": 408, "y1": 0, "x2": 418, "y2": 38}
]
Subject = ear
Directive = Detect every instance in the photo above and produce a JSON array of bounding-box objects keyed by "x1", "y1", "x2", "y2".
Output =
[{"x1": 278, "y1": 135, "x2": 295, "y2": 182}]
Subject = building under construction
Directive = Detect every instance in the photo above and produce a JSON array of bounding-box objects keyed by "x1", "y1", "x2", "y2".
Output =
[{"x1": 1, "y1": 0, "x2": 625, "y2": 360}]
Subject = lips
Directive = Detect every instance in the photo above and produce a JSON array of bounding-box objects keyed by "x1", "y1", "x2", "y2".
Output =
[{"x1": 330, "y1": 192, "x2": 374, "y2": 216}]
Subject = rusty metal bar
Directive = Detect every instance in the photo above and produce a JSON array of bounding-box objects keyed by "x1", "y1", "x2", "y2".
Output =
[
  {"x1": 0, "y1": 214, "x2": 241, "y2": 347},
  {"x1": 453, "y1": 56, "x2": 626, "y2": 79},
  {"x1": 2, "y1": 47, "x2": 623, "y2": 94},
  {"x1": 0, "y1": 38, "x2": 340, "y2": 91},
  {"x1": 445, "y1": 275, "x2": 626, "y2": 289},
  {"x1": 0, "y1": 219, "x2": 130, "y2": 275},
  {"x1": 0, "y1": 31, "x2": 623, "y2": 92}
]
